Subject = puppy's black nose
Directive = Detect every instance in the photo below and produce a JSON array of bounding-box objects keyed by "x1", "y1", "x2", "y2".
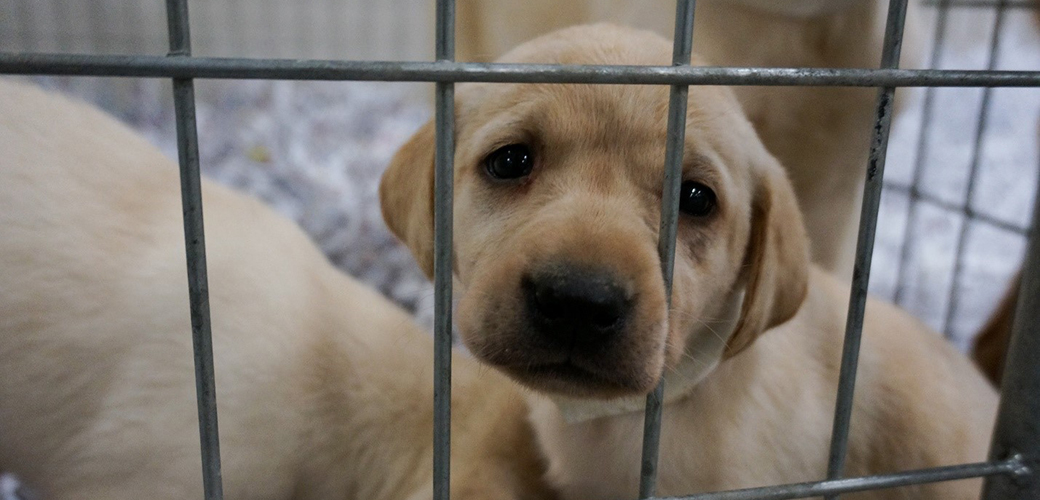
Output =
[{"x1": 524, "y1": 268, "x2": 630, "y2": 347}]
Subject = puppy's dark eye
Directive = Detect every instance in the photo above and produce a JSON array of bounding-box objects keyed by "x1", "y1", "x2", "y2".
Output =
[
  {"x1": 678, "y1": 181, "x2": 716, "y2": 217},
  {"x1": 485, "y1": 144, "x2": 534, "y2": 180}
]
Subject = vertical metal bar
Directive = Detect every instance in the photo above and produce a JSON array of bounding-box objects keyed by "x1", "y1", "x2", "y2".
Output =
[
  {"x1": 980, "y1": 140, "x2": 1040, "y2": 500},
  {"x1": 166, "y1": 1, "x2": 224, "y2": 499},
  {"x1": 941, "y1": 0, "x2": 1008, "y2": 336},
  {"x1": 432, "y1": 0, "x2": 455, "y2": 499},
  {"x1": 893, "y1": 0, "x2": 951, "y2": 305},
  {"x1": 640, "y1": 0, "x2": 696, "y2": 498},
  {"x1": 823, "y1": 1, "x2": 908, "y2": 499}
]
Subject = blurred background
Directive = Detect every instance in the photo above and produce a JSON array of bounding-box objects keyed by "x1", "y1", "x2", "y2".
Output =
[
  {"x1": 0, "y1": 0, "x2": 1037, "y2": 349},
  {"x1": 0, "y1": 0, "x2": 432, "y2": 59}
]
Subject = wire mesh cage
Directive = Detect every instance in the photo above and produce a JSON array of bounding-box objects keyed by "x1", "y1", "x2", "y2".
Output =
[
  {"x1": 878, "y1": 0, "x2": 1039, "y2": 348},
  {"x1": 0, "y1": 0, "x2": 1038, "y2": 499}
]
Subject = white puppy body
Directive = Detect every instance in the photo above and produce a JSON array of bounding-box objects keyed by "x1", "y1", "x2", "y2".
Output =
[{"x1": 0, "y1": 80, "x2": 548, "y2": 500}]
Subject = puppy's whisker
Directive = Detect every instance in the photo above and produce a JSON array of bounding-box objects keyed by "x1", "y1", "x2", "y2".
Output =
[
  {"x1": 672, "y1": 347, "x2": 714, "y2": 368},
  {"x1": 693, "y1": 319, "x2": 730, "y2": 345},
  {"x1": 663, "y1": 337, "x2": 712, "y2": 365},
  {"x1": 666, "y1": 309, "x2": 730, "y2": 323}
]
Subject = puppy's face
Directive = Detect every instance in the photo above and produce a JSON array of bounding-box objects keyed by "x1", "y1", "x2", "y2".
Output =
[{"x1": 382, "y1": 24, "x2": 809, "y2": 398}]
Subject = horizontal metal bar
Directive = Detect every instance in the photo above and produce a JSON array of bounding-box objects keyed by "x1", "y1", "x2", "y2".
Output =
[
  {"x1": 2, "y1": 53, "x2": 1040, "y2": 87},
  {"x1": 657, "y1": 459, "x2": 1023, "y2": 500},
  {"x1": 882, "y1": 182, "x2": 1030, "y2": 235},
  {"x1": 924, "y1": 0, "x2": 1038, "y2": 7}
]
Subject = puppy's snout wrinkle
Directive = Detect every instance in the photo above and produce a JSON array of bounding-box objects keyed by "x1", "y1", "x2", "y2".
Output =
[{"x1": 523, "y1": 268, "x2": 631, "y2": 348}]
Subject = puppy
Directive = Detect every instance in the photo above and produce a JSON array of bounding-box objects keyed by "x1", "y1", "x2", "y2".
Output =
[
  {"x1": 382, "y1": 25, "x2": 997, "y2": 499},
  {"x1": 456, "y1": 0, "x2": 923, "y2": 278},
  {"x1": 0, "y1": 79, "x2": 553, "y2": 500}
]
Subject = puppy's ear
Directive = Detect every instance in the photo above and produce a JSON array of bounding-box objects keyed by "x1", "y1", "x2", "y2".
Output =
[
  {"x1": 724, "y1": 160, "x2": 811, "y2": 357},
  {"x1": 380, "y1": 122, "x2": 436, "y2": 278}
]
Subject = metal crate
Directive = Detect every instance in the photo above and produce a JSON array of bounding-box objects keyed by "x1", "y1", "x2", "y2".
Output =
[{"x1": 0, "y1": 0, "x2": 1038, "y2": 499}]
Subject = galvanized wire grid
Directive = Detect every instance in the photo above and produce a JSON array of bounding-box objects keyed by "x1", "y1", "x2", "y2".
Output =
[
  {"x1": 2, "y1": 0, "x2": 1039, "y2": 499},
  {"x1": 889, "y1": 0, "x2": 1034, "y2": 340}
]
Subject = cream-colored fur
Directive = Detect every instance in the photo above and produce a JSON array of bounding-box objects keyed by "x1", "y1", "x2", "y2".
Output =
[
  {"x1": 0, "y1": 80, "x2": 553, "y2": 500},
  {"x1": 456, "y1": 0, "x2": 923, "y2": 278},
  {"x1": 526, "y1": 271, "x2": 997, "y2": 500},
  {"x1": 382, "y1": 25, "x2": 997, "y2": 500}
]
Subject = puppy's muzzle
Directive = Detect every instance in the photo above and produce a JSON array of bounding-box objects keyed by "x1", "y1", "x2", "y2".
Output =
[{"x1": 523, "y1": 266, "x2": 632, "y2": 352}]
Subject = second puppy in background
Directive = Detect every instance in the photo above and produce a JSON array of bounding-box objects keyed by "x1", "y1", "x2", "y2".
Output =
[
  {"x1": 0, "y1": 80, "x2": 553, "y2": 500},
  {"x1": 456, "y1": 0, "x2": 923, "y2": 278}
]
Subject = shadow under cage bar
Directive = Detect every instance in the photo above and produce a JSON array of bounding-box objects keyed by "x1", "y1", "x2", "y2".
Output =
[
  {"x1": 432, "y1": 0, "x2": 455, "y2": 499},
  {"x1": 639, "y1": 0, "x2": 696, "y2": 497},
  {"x1": 823, "y1": 1, "x2": 907, "y2": 499},
  {"x1": 165, "y1": 0, "x2": 224, "y2": 499}
]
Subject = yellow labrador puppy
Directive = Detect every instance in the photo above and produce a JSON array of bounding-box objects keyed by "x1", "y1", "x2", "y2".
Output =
[
  {"x1": 456, "y1": 0, "x2": 923, "y2": 278},
  {"x1": 382, "y1": 25, "x2": 997, "y2": 500},
  {"x1": 0, "y1": 80, "x2": 552, "y2": 500}
]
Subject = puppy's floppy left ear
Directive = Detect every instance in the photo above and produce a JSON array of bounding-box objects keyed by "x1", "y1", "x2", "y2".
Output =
[
  {"x1": 380, "y1": 121, "x2": 436, "y2": 278},
  {"x1": 724, "y1": 158, "x2": 811, "y2": 358}
]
